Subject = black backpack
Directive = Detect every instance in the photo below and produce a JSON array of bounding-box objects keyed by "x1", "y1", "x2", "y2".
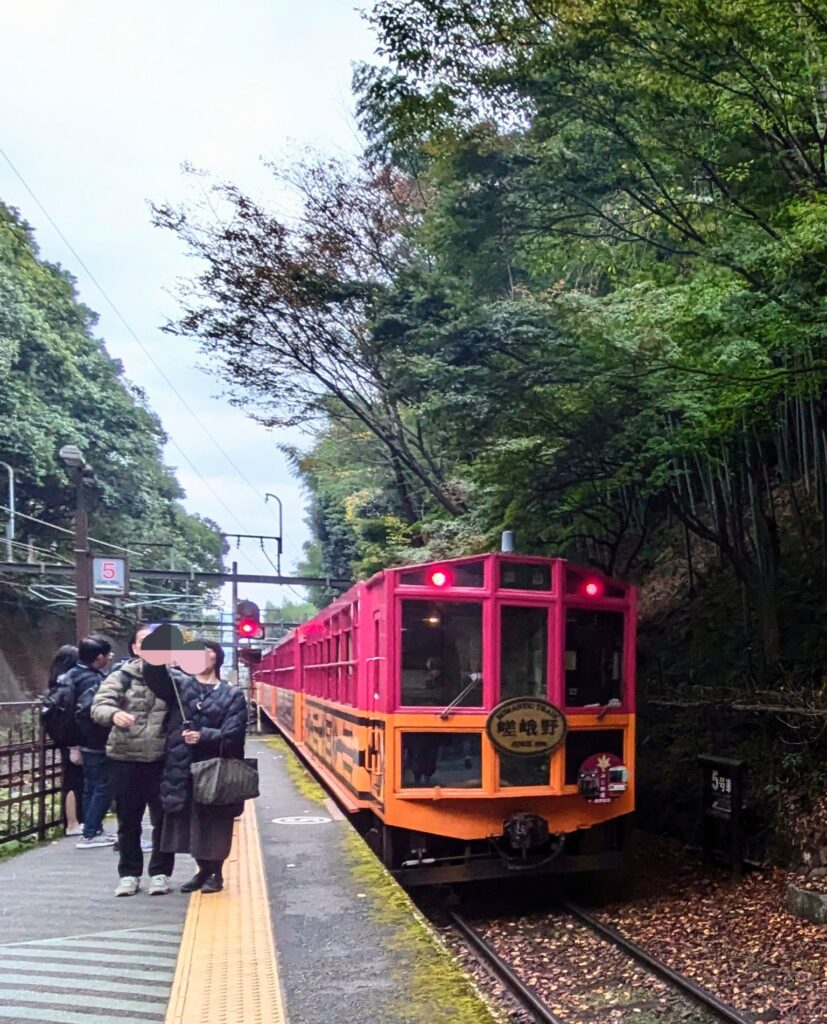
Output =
[{"x1": 41, "y1": 675, "x2": 83, "y2": 747}]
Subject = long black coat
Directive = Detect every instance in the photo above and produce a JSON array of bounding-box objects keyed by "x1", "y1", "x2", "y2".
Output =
[{"x1": 143, "y1": 662, "x2": 247, "y2": 815}]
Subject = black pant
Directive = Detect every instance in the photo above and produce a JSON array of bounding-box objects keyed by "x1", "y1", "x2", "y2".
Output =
[
  {"x1": 196, "y1": 858, "x2": 224, "y2": 879},
  {"x1": 109, "y1": 760, "x2": 174, "y2": 879},
  {"x1": 59, "y1": 749, "x2": 84, "y2": 825}
]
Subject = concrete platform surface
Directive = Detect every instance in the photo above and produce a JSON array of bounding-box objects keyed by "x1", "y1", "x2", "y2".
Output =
[
  {"x1": 0, "y1": 823, "x2": 189, "y2": 1024},
  {"x1": 254, "y1": 735, "x2": 497, "y2": 1024},
  {"x1": 0, "y1": 736, "x2": 497, "y2": 1024}
]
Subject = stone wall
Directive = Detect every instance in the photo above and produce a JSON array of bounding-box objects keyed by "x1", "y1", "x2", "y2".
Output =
[{"x1": 0, "y1": 605, "x2": 77, "y2": 699}]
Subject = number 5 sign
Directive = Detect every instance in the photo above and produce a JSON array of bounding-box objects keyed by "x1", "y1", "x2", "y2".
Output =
[{"x1": 92, "y1": 556, "x2": 129, "y2": 597}]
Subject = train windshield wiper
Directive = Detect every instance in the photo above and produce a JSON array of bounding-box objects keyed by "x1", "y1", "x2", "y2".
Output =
[{"x1": 439, "y1": 675, "x2": 481, "y2": 719}]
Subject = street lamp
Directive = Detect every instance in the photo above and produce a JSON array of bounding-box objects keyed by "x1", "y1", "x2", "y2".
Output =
[
  {"x1": 264, "y1": 493, "x2": 284, "y2": 575},
  {"x1": 59, "y1": 445, "x2": 91, "y2": 641},
  {"x1": 0, "y1": 461, "x2": 14, "y2": 562}
]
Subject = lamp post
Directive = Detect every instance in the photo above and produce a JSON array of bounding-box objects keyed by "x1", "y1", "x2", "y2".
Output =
[
  {"x1": 59, "y1": 445, "x2": 91, "y2": 642},
  {"x1": 264, "y1": 493, "x2": 284, "y2": 575},
  {"x1": 0, "y1": 461, "x2": 14, "y2": 562}
]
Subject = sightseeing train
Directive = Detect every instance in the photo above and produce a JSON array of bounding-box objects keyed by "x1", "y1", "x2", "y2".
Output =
[{"x1": 253, "y1": 553, "x2": 636, "y2": 885}]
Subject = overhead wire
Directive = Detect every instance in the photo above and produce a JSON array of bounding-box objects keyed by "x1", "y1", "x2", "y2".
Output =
[{"x1": 0, "y1": 505, "x2": 145, "y2": 556}]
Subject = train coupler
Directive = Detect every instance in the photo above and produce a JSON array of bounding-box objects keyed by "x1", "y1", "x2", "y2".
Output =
[{"x1": 503, "y1": 812, "x2": 549, "y2": 851}]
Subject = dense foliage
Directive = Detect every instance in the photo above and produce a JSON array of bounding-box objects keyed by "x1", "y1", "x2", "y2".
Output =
[{"x1": 0, "y1": 202, "x2": 223, "y2": 628}]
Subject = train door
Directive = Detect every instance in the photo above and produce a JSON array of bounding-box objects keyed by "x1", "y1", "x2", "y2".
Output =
[{"x1": 366, "y1": 611, "x2": 385, "y2": 804}]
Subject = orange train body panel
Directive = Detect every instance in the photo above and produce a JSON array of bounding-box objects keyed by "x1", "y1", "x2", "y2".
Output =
[{"x1": 257, "y1": 685, "x2": 636, "y2": 841}]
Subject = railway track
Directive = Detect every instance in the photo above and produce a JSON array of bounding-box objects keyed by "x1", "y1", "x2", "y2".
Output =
[{"x1": 448, "y1": 907, "x2": 753, "y2": 1024}]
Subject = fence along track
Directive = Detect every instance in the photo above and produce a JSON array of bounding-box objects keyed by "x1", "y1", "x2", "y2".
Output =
[{"x1": 0, "y1": 700, "x2": 62, "y2": 844}]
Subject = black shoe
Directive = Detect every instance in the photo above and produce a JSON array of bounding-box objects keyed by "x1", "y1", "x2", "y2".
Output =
[
  {"x1": 201, "y1": 874, "x2": 223, "y2": 894},
  {"x1": 180, "y1": 872, "x2": 207, "y2": 893}
]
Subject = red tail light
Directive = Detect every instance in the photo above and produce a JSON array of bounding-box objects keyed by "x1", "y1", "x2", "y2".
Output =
[{"x1": 428, "y1": 567, "x2": 452, "y2": 588}]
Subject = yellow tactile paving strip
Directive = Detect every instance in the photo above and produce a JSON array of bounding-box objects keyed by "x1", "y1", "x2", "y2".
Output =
[{"x1": 164, "y1": 809, "x2": 286, "y2": 1024}]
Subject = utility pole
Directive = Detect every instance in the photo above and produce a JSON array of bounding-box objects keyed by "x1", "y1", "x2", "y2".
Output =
[
  {"x1": 59, "y1": 445, "x2": 91, "y2": 642},
  {"x1": 265, "y1": 493, "x2": 283, "y2": 574},
  {"x1": 0, "y1": 461, "x2": 14, "y2": 562}
]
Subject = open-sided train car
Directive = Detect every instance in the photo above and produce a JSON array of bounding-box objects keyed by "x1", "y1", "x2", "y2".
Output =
[{"x1": 253, "y1": 553, "x2": 636, "y2": 885}]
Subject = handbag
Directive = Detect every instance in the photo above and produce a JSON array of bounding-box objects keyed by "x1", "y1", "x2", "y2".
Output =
[
  {"x1": 168, "y1": 671, "x2": 260, "y2": 805},
  {"x1": 191, "y1": 754, "x2": 260, "y2": 805}
]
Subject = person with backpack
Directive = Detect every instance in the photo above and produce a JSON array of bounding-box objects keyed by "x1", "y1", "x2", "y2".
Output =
[
  {"x1": 53, "y1": 635, "x2": 115, "y2": 849},
  {"x1": 44, "y1": 644, "x2": 82, "y2": 836},
  {"x1": 91, "y1": 624, "x2": 175, "y2": 896}
]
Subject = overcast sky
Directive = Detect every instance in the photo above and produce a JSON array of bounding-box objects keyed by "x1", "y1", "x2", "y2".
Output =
[{"x1": 0, "y1": 1, "x2": 377, "y2": 620}]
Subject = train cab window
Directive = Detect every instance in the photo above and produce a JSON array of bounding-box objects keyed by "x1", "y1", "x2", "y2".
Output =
[
  {"x1": 400, "y1": 561, "x2": 484, "y2": 588},
  {"x1": 401, "y1": 732, "x2": 482, "y2": 789},
  {"x1": 500, "y1": 606, "x2": 548, "y2": 701},
  {"x1": 401, "y1": 601, "x2": 482, "y2": 708},
  {"x1": 500, "y1": 562, "x2": 551, "y2": 591},
  {"x1": 565, "y1": 609, "x2": 624, "y2": 707},
  {"x1": 499, "y1": 752, "x2": 551, "y2": 788}
]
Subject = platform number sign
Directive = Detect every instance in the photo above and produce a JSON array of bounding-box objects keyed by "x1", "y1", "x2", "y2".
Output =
[
  {"x1": 92, "y1": 556, "x2": 128, "y2": 597},
  {"x1": 710, "y1": 769, "x2": 732, "y2": 796}
]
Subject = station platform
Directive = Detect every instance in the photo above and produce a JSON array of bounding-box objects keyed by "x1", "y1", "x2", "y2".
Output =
[{"x1": 0, "y1": 737, "x2": 497, "y2": 1024}]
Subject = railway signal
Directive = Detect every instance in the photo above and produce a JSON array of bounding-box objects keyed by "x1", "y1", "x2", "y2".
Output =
[{"x1": 237, "y1": 598, "x2": 263, "y2": 639}]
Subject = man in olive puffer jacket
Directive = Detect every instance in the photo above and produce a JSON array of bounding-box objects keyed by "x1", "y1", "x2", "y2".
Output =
[{"x1": 91, "y1": 624, "x2": 175, "y2": 897}]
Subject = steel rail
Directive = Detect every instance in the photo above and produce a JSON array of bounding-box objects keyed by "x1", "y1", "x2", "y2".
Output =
[
  {"x1": 448, "y1": 910, "x2": 565, "y2": 1024},
  {"x1": 563, "y1": 903, "x2": 752, "y2": 1024}
]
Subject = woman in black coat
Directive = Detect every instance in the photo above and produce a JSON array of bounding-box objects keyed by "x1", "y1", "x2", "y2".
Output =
[
  {"x1": 47, "y1": 644, "x2": 82, "y2": 835},
  {"x1": 143, "y1": 640, "x2": 247, "y2": 894}
]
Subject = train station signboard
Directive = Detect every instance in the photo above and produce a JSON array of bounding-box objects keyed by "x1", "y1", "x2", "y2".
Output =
[
  {"x1": 92, "y1": 555, "x2": 129, "y2": 597},
  {"x1": 486, "y1": 697, "x2": 567, "y2": 757}
]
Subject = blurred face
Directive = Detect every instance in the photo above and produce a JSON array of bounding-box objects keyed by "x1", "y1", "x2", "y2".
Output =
[{"x1": 132, "y1": 628, "x2": 153, "y2": 656}]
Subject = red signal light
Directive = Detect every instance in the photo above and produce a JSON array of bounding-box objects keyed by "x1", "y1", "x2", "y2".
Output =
[
  {"x1": 582, "y1": 579, "x2": 603, "y2": 598},
  {"x1": 428, "y1": 567, "x2": 452, "y2": 588},
  {"x1": 238, "y1": 617, "x2": 259, "y2": 638}
]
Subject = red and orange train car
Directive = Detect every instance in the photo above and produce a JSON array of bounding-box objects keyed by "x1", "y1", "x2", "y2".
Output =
[{"x1": 253, "y1": 553, "x2": 636, "y2": 884}]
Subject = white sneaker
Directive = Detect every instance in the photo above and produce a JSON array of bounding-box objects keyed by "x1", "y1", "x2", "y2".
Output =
[
  {"x1": 76, "y1": 834, "x2": 117, "y2": 849},
  {"x1": 65, "y1": 825, "x2": 83, "y2": 837},
  {"x1": 115, "y1": 876, "x2": 140, "y2": 897},
  {"x1": 140, "y1": 837, "x2": 153, "y2": 852},
  {"x1": 148, "y1": 874, "x2": 171, "y2": 896}
]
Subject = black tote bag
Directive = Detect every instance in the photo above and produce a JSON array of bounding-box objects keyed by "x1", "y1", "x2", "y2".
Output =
[{"x1": 190, "y1": 755, "x2": 260, "y2": 805}]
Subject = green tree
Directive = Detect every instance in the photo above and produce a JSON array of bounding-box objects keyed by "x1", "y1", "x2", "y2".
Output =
[{"x1": 0, "y1": 203, "x2": 223, "y2": 626}]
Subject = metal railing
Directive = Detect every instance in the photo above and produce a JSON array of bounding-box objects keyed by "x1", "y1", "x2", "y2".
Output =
[{"x1": 0, "y1": 701, "x2": 62, "y2": 845}]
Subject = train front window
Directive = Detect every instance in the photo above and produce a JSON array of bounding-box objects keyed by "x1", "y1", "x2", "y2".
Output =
[
  {"x1": 401, "y1": 732, "x2": 482, "y2": 788},
  {"x1": 400, "y1": 600, "x2": 482, "y2": 708},
  {"x1": 500, "y1": 562, "x2": 551, "y2": 591},
  {"x1": 565, "y1": 609, "x2": 624, "y2": 707},
  {"x1": 500, "y1": 606, "x2": 548, "y2": 701},
  {"x1": 499, "y1": 752, "x2": 551, "y2": 788}
]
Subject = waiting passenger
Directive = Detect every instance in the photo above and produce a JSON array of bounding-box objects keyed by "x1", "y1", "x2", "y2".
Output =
[
  {"x1": 56, "y1": 635, "x2": 115, "y2": 848},
  {"x1": 91, "y1": 624, "x2": 175, "y2": 897},
  {"x1": 144, "y1": 640, "x2": 247, "y2": 894},
  {"x1": 46, "y1": 644, "x2": 82, "y2": 836}
]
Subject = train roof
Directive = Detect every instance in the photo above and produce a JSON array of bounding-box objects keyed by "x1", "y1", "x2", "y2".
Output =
[{"x1": 258, "y1": 552, "x2": 633, "y2": 655}]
